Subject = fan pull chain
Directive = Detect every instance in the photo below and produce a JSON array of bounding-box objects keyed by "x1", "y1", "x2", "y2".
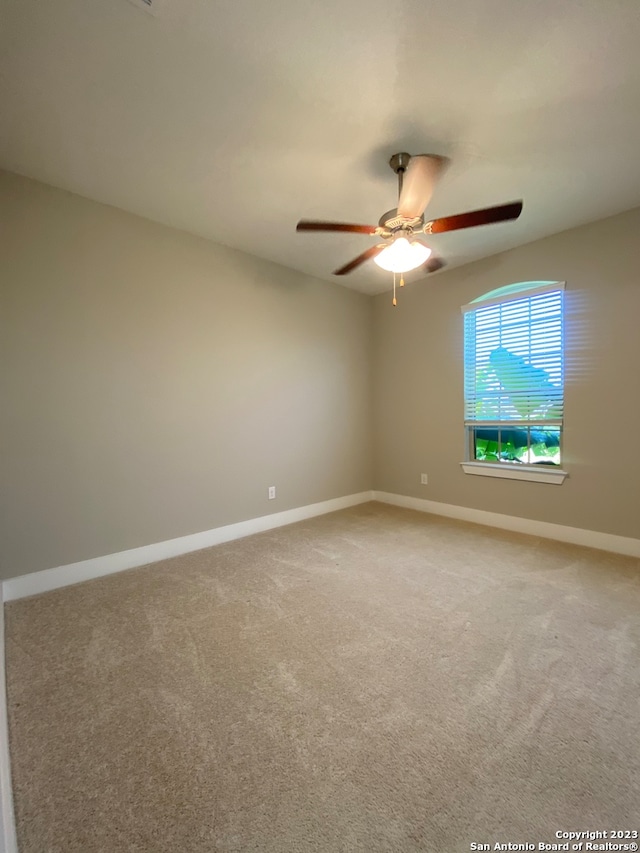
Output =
[{"x1": 392, "y1": 273, "x2": 405, "y2": 305}]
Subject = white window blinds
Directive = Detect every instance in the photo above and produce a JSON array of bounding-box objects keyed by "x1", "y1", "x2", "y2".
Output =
[{"x1": 462, "y1": 284, "x2": 564, "y2": 424}]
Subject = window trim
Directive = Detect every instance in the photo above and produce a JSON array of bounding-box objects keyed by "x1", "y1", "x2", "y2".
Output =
[
  {"x1": 461, "y1": 281, "x2": 567, "y2": 485},
  {"x1": 460, "y1": 461, "x2": 568, "y2": 485},
  {"x1": 461, "y1": 280, "x2": 564, "y2": 313}
]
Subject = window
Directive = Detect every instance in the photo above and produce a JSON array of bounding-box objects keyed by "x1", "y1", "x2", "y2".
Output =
[{"x1": 461, "y1": 281, "x2": 567, "y2": 484}]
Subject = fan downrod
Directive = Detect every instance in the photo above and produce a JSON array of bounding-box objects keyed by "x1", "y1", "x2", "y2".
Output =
[
  {"x1": 389, "y1": 152, "x2": 411, "y2": 207},
  {"x1": 379, "y1": 154, "x2": 421, "y2": 229}
]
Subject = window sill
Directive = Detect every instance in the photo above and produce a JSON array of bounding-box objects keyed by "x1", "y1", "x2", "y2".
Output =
[{"x1": 460, "y1": 461, "x2": 568, "y2": 485}]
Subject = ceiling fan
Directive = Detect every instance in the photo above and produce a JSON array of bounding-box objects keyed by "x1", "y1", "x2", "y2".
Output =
[{"x1": 296, "y1": 152, "x2": 523, "y2": 303}]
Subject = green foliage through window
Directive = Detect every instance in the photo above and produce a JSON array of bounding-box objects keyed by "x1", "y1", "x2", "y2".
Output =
[{"x1": 473, "y1": 426, "x2": 561, "y2": 465}]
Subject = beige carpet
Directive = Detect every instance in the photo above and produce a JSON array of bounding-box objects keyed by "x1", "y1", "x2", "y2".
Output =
[{"x1": 5, "y1": 502, "x2": 640, "y2": 852}]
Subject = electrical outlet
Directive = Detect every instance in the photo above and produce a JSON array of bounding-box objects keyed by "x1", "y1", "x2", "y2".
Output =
[
  {"x1": 421, "y1": 473, "x2": 428, "y2": 485},
  {"x1": 268, "y1": 486, "x2": 276, "y2": 500}
]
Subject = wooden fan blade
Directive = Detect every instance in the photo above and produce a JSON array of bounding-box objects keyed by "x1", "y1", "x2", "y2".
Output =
[
  {"x1": 296, "y1": 220, "x2": 378, "y2": 234},
  {"x1": 424, "y1": 255, "x2": 446, "y2": 274},
  {"x1": 397, "y1": 154, "x2": 449, "y2": 219},
  {"x1": 424, "y1": 201, "x2": 523, "y2": 234},
  {"x1": 333, "y1": 244, "x2": 385, "y2": 275}
]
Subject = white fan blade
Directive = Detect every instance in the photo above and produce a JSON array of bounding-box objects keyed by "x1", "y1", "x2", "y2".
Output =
[{"x1": 397, "y1": 154, "x2": 449, "y2": 219}]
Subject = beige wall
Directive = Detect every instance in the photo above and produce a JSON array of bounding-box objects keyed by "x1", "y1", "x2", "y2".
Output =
[
  {"x1": 373, "y1": 206, "x2": 640, "y2": 540},
  {"x1": 0, "y1": 171, "x2": 373, "y2": 578},
  {"x1": 2, "y1": 169, "x2": 639, "y2": 581}
]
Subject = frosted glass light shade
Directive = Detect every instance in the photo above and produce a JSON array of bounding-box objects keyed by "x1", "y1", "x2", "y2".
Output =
[{"x1": 374, "y1": 237, "x2": 432, "y2": 273}]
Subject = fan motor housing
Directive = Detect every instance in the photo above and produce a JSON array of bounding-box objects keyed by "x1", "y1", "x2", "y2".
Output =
[{"x1": 378, "y1": 208, "x2": 424, "y2": 233}]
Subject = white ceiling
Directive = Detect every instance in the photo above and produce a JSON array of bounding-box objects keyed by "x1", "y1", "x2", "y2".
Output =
[{"x1": 2, "y1": 0, "x2": 640, "y2": 294}]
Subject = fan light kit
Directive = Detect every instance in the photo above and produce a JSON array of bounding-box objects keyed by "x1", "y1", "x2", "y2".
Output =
[
  {"x1": 296, "y1": 152, "x2": 523, "y2": 306},
  {"x1": 373, "y1": 237, "x2": 432, "y2": 273}
]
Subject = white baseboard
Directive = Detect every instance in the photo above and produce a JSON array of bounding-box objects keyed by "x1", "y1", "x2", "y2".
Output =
[
  {"x1": 0, "y1": 593, "x2": 18, "y2": 853},
  {"x1": 3, "y1": 491, "x2": 374, "y2": 602},
  {"x1": 6, "y1": 488, "x2": 636, "y2": 603},
  {"x1": 374, "y1": 491, "x2": 640, "y2": 558}
]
